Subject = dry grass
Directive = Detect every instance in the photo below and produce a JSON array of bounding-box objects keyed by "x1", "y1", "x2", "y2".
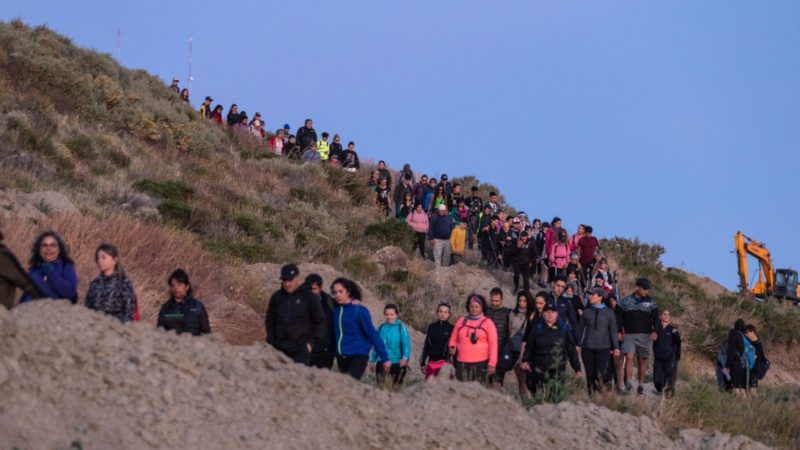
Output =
[{"x1": 0, "y1": 214, "x2": 263, "y2": 342}]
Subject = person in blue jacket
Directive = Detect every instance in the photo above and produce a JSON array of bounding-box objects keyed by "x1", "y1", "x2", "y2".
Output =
[
  {"x1": 330, "y1": 277, "x2": 390, "y2": 380},
  {"x1": 370, "y1": 303, "x2": 412, "y2": 387},
  {"x1": 20, "y1": 231, "x2": 78, "y2": 304}
]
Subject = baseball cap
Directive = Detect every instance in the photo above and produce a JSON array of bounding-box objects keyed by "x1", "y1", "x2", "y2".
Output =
[
  {"x1": 283, "y1": 123, "x2": 291, "y2": 129},
  {"x1": 512, "y1": 218, "x2": 520, "y2": 223},
  {"x1": 437, "y1": 204, "x2": 447, "y2": 211},
  {"x1": 280, "y1": 264, "x2": 300, "y2": 281},
  {"x1": 543, "y1": 303, "x2": 557, "y2": 312},
  {"x1": 588, "y1": 287, "x2": 606, "y2": 297},
  {"x1": 441, "y1": 174, "x2": 448, "y2": 180},
  {"x1": 205, "y1": 96, "x2": 213, "y2": 102}
]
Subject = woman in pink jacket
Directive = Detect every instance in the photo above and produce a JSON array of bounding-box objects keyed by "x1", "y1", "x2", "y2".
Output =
[
  {"x1": 449, "y1": 294, "x2": 498, "y2": 385},
  {"x1": 549, "y1": 228, "x2": 571, "y2": 277},
  {"x1": 406, "y1": 203, "x2": 429, "y2": 258}
]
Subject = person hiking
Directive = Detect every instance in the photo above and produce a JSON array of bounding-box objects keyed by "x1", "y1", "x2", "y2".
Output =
[
  {"x1": 512, "y1": 230, "x2": 537, "y2": 295},
  {"x1": 330, "y1": 277, "x2": 390, "y2": 380},
  {"x1": 169, "y1": 77, "x2": 180, "y2": 93},
  {"x1": 652, "y1": 309, "x2": 681, "y2": 397},
  {"x1": 509, "y1": 291, "x2": 531, "y2": 398},
  {"x1": 269, "y1": 129, "x2": 285, "y2": 155},
  {"x1": 376, "y1": 178, "x2": 391, "y2": 217},
  {"x1": 519, "y1": 302, "x2": 582, "y2": 397},
  {"x1": 412, "y1": 174, "x2": 429, "y2": 207},
  {"x1": 0, "y1": 229, "x2": 42, "y2": 309},
  {"x1": 265, "y1": 264, "x2": 325, "y2": 365},
  {"x1": 20, "y1": 231, "x2": 78, "y2": 304},
  {"x1": 180, "y1": 88, "x2": 190, "y2": 103},
  {"x1": 302, "y1": 141, "x2": 321, "y2": 163},
  {"x1": 518, "y1": 291, "x2": 548, "y2": 371},
  {"x1": 486, "y1": 287, "x2": 512, "y2": 387},
  {"x1": 420, "y1": 301, "x2": 454, "y2": 380},
  {"x1": 422, "y1": 178, "x2": 438, "y2": 214},
  {"x1": 603, "y1": 292, "x2": 627, "y2": 392},
  {"x1": 397, "y1": 192, "x2": 415, "y2": 220},
  {"x1": 449, "y1": 183, "x2": 464, "y2": 212},
  {"x1": 723, "y1": 318, "x2": 752, "y2": 397},
  {"x1": 486, "y1": 192, "x2": 500, "y2": 214},
  {"x1": 284, "y1": 135, "x2": 301, "y2": 160},
  {"x1": 428, "y1": 204, "x2": 454, "y2": 267},
  {"x1": 449, "y1": 294, "x2": 498, "y2": 385},
  {"x1": 578, "y1": 288, "x2": 620, "y2": 395},
  {"x1": 199, "y1": 96, "x2": 213, "y2": 119},
  {"x1": 479, "y1": 211, "x2": 500, "y2": 268},
  {"x1": 341, "y1": 141, "x2": 360, "y2": 172},
  {"x1": 577, "y1": 225, "x2": 600, "y2": 281},
  {"x1": 744, "y1": 324, "x2": 768, "y2": 395},
  {"x1": 620, "y1": 277, "x2": 659, "y2": 395},
  {"x1": 406, "y1": 203, "x2": 429, "y2": 258},
  {"x1": 428, "y1": 184, "x2": 449, "y2": 214},
  {"x1": 393, "y1": 174, "x2": 414, "y2": 215},
  {"x1": 549, "y1": 228, "x2": 571, "y2": 278},
  {"x1": 210, "y1": 105, "x2": 224, "y2": 126},
  {"x1": 329, "y1": 134, "x2": 344, "y2": 163},
  {"x1": 396, "y1": 163, "x2": 415, "y2": 188},
  {"x1": 549, "y1": 275, "x2": 580, "y2": 345},
  {"x1": 371, "y1": 303, "x2": 412, "y2": 388},
  {"x1": 226, "y1": 104, "x2": 240, "y2": 127},
  {"x1": 544, "y1": 217, "x2": 563, "y2": 280},
  {"x1": 376, "y1": 160, "x2": 392, "y2": 186},
  {"x1": 449, "y1": 220, "x2": 467, "y2": 265},
  {"x1": 296, "y1": 118, "x2": 317, "y2": 150},
  {"x1": 305, "y1": 274, "x2": 336, "y2": 369},
  {"x1": 499, "y1": 220, "x2": 515, "y2": 272},
  {"x1": 156, "y1": 269, "x2": 211, "y2": 336},
  {"x1": 316, "y1": 132, "x2": 331, "y2": 162},
  {"x1": 84, "y1": 243, "x2": 137, "y2": 323},
  {"x1": 569, "y1": 224, "x2": 585, "y2": 253},
  {"x1": 465, "y1": 186, "x2": 483, "y2": 250}
]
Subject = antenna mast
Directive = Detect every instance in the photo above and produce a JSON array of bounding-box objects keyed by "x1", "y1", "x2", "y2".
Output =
[
  {"x1": 187, "y1": 37, "x2": 194, "y2": 94},
  {"x1": 116, "y1": 29, "x2": 121, "y2": 61}
]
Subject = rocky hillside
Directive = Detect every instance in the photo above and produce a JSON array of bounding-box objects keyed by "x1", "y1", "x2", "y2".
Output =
[{"x1": 0, "y1": 302, "x2": 768, "y2": 450}]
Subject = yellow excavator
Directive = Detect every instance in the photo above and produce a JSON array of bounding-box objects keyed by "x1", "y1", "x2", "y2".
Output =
[{"x1": 735, "y1": 231, "x2": 799, "y2": 302}]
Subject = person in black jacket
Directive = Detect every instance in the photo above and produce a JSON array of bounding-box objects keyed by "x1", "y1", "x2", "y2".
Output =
[
  {"x1": 226, "y1": 104, "x2": 240, "y2": 127},
  {"x1": 486, "y1": 287, "x2": 512, "y2": 387},
  {"x1": 602, "y1": 292, "x2": 627, "y2": 392},
  {"x1": 157, "y1": 269, "x2": 211, "y2": 336},
  {"x1": 306, "y1": 273, "x2": 336, "y2": 370},
  {"x1": 0, "y1": 229, "x2": 42, "y2": 309},
  {"x1": 520, "y1": 302, "x2": 582, "y2": 396},
  {"x1": 620, "y1": 278, "x2": 659, "y2": 395},
  {"x1": 512, "y1": 230, "x2": 537, "y2": 295},
  {"x1": 420, "y1": 301, "x2": 454, "y2": 379},
  {"x1": 744, "y1": 324, "x2": 766, "y2": 394},
  {"x1": 652, "y1": 310, "x2": 681, "y2": 397},
  {"x1": 265, "y1": 264, "x2": 325, "y2": 365},
  {"x1": 296, "y1": 119, "x2": 317, "y2": 151},
  {"x1": 465, "y1": 187, "x2": 483, "y2": 250},
  {"x1": 724, "y1": 318, "x2": 749, "y2": 397}
]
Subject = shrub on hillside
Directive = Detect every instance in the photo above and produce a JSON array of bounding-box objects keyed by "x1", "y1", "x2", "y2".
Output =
[
  {"x1": 601, "y1": 237, "x2": 665, "y2": 268},
  {"x1": 364, "y1": 219, "x2": 415, "y2": 249}
]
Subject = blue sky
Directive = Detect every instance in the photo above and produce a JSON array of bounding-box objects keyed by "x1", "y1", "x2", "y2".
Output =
[{"x1": 4, "y1": 1, "x2": 799, "y2": 290}]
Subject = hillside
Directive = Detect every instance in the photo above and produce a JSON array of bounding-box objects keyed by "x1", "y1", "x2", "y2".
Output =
[{"x1": 1, "y1": 19, "x2": 799, "y2": 449}]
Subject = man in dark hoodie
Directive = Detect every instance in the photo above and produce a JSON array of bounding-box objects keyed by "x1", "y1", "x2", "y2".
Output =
[
  {"x1": 306, "y1": 273, "x2": 336, "y2": 369},
  {"x1": 465, "y1": 186, "x2": 483, "y2": 250},
  {"x1": 265, "y1": 264, "x2": 325, "y2": 365},
  {"x1": 549, "y1": 275, "x2": 580, "y2": 345},
  {"x1": 520, "y1": 302, "x2": 582, "y2": 396},
  {"x1": 420, "y1": 301, "x2": 454, "y2": 379},
  {"x1": 296, "y1": 118, "x2": 318, "y2": 150},
  {"x1": 620, "y1": 277, "x2": 659, "y2": 395}
]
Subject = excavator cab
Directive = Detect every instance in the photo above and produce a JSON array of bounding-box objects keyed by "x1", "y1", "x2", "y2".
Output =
[{"x1": 774, "y1": 269, "x2": 799, "y2": 302}]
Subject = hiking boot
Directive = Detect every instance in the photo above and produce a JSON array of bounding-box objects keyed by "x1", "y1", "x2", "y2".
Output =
[
  {"x1": 625, "y1": 382, "x2": 633, "y2": 391},
  {"x1": 637, "y1": 386, "x2": 644, "y2": 395}
]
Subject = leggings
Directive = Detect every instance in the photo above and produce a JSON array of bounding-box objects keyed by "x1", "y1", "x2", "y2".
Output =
[
  {"x1": 413, "y1": 232, "x2": 426, "y2": 257},
  {"x1": 581, "y1": 348, "x2": 611, "y2": 394},
  {"x1": 376, "y1": 363, "x2": 408, "y2": 387},
  {"x1": 513, "y1": 263, "x2": 531, "y2": 293},
  {"x1": 653, "y1": 358, "x2": 677, "y2": 393},
  {"x1": 337, "y1": 355, "x2": 370, "y2": 380}
]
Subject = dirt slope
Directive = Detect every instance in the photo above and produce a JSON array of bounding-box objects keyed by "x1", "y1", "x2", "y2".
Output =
[{"x1": 0, "y1": 302, "x2": 768, "y2": 449}]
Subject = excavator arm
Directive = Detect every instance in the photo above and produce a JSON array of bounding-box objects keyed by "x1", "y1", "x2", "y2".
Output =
[{"x1": 735, "y1": 231, "x2": 775, "y2": 298}]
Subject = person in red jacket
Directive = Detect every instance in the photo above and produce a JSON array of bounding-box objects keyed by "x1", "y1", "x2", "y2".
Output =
[{"x1": 449, "y1": 294, "x2": 498, "y2": 385}]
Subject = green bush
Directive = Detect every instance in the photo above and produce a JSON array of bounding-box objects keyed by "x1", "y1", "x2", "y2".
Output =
[
  {"x1": 157, "y1": 199, "x2": 193, "y2": 226},
  {"x1": 365, "y1": 219, "x2": 415, "y2": 249},
  {"x1": 289, "y1": 187, "x2": 321, "y2": 206},
  {"x1": 342, "y1": 253, "x2": 380, "y2": 280},
  {"x1": 601, "y1": 237, "x2": 666, "y2": 268},
  {"x1": 133, "y1": 179, "x2": 195, "y2": 202},
  {"x1": 63, "y1": 134, "x2": 95, "y2": 160},
  {"x1": 204, "y1": 238, "x2": 274, "y2": 263}
]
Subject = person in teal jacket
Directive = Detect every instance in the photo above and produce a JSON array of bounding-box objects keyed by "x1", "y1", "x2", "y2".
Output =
[
  {"x1": 371, "y1": 303, "x2": 412, "y2": 387},
  {"x1": 331, "y1": 278, "x2": 390, "y2": 380}
]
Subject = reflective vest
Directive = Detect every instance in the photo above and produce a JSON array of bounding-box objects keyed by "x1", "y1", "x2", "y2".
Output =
[{"x1": 317, "y1": 140, "x2": 330, "y2": 161}]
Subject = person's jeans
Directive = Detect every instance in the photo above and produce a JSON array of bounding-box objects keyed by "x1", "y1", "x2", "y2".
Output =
[{"x1": 433, "y1": 239, "x2": 451, "y2": 267}]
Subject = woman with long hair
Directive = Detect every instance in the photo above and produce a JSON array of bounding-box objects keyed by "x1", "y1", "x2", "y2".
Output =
[
  {"x1": 20, "y1": 231, "x2": 78, "y2": 304},
  {"x1": 549, "y1": 228, "x2": 571, "y2": 279},
  {"x1": 509, "y1": 291, "x2": 531, "y2": 398},
  {"x1": 331, "y1": 277, "x2": 390, "y2": 380},
  {"x1": 85, "y1": 243, "x2": 138, "y2": 323},
  {"x1": 156, "y1": 269, "x2": 211, "y2": 336}
]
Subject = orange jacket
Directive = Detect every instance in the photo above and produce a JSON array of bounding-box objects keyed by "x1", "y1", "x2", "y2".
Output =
[{"x1": 449, "y1": 315, "x2": 498, "y2": 367}]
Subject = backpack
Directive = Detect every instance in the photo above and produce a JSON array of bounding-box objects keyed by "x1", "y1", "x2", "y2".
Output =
[
  {"x1": 753, "y1": 355, "x2": 771, "y2": 380},
  {"x1": 740, "y1": 333, "x2": 756, "y2": 370},
  {"x1": 460, "y1": 317, "x2": 488, "y2": 344}
]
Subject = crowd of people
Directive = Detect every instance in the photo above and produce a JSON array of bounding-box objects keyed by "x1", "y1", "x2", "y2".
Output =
[{"x1": 0, "y1": 81, "x2": 769, "y2": 402}]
